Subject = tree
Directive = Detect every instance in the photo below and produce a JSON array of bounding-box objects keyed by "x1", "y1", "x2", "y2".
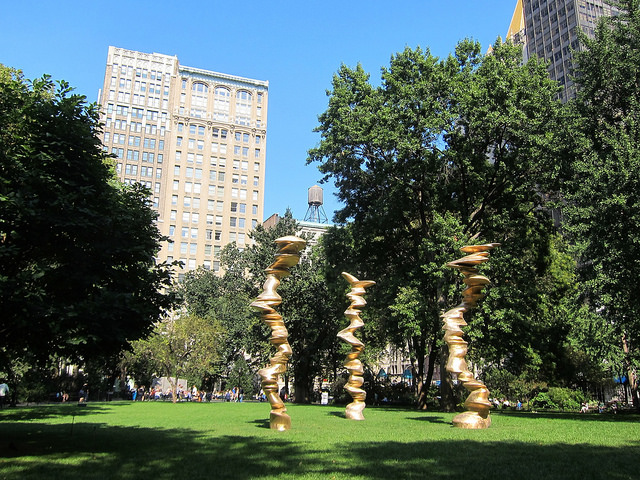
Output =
[
  {"x1": 563, "y1": 0, "x2": 640, "y2": 408},
  {"x1": 128, "y1": 314, "x2": 223, "y2": 402},
  {"x1": 308, "y1": 40, "x2": 565, "y2": 408},
  {"x1": 0, "y1": 67, "x2": 176, "y2": 386},
  {"x1": 245, "y1": 210, "x2": 343, "y2": 403},
  {"x1": 180, "y1": 245, "x2": 258, "y2": 386}
]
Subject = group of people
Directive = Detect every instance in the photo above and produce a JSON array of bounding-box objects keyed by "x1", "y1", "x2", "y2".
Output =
[
  {"x1": 491, "y1": 398, "x2": 521, "y2": 410},
  {"x1": 129, "y1": 385, "x2": 246, "y2": 403}
]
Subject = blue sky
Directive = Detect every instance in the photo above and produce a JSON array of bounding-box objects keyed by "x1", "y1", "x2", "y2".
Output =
[{"x1": 1, "y1": 0, "x2": 518, "y2": 222}]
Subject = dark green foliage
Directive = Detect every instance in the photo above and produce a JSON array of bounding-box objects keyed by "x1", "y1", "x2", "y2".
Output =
[
  {"x1": 246, "y1": 211, "x2": 343, "y2": 403},
  {"x1": 179, "y1": 210, "x2": 344, "y2": 403},
  {"x1": 226, "y1": 355, "x2": 257, "y2": 396},
  {"x1": 562, "y1": 0, "x2": 640, "y2": 407},
  {"x1": 309, "y1": 40, "x2": 566, "y2": 407},
  {"x1": 127, "y1": 314, "x2": 223, "y2": 401},
  {"x1": 530, "y1": 387, "x2": 589, "y2": 412},
  {"x1": 180, "y1": 246, "x2": 257, "y2": 381},
  {"x1": 0, "y1": 67, "x2": 176, "y2": 378}
]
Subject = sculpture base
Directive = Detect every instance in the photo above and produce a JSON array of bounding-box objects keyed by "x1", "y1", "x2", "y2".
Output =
[
  {"x1": 345, "y1": 402, "x2": 365, "y2": 420},
  {"x1": 270, "y1": 410, "x2": 291, "y2": 431},
  {"x1": 452, "y1": 411, "x2": 491, "y2": 429}
]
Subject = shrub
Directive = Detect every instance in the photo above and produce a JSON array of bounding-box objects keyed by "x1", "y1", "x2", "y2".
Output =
[{"x1": 531, "y1": 387, "x2": 588, "y2": 411}]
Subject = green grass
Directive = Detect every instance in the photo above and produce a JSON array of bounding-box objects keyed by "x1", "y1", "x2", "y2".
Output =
[{"x1": 1, "y1": 401, "x2": 638, "y2": 479}]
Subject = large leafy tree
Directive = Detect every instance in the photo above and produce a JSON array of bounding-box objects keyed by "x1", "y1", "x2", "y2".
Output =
[
  {"x1": 563, "y1": 0, "x2": 640, "y2": 408},
  {"x1": 180, "y1": 244, "x2": 260, "y2": 387},
  {"x1": 128, "y1": 314, "x2": 223, "y2": 402},
  {"x1": 245, "y1": 211, "x2": 343, "y2": 403},
  {"x1": 179, "y1": 211, "x2": 343, "y2": 403},
  {"x1": 308, "y1": 40, "x2": 564, "y2": 408},
  {"x1": 0, "y1": 67, "x2": 176, "y2": 380}
]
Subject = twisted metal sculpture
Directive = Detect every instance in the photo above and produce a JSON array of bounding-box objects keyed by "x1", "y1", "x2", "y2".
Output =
[
  {"x1": 442, "y1": 243, "x2": 499, "y2": 429},
  {"x1": 250, "y1": 235, "x2": 306, "y2": 431},
  {"x1": 337, "y1": 272, "x2": 375, "y2": 420}
]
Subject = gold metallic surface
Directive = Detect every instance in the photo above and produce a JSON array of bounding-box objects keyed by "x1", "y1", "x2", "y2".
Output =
[
  {"x1": 250, "y1": 236, "x2": 306, "y2": 431},
  {"x1": 442, "y1": 243, "x2": 500, "y2": 429},
  {"x1": 337, "y1": 272, "x2": 376, "y2": 420}
]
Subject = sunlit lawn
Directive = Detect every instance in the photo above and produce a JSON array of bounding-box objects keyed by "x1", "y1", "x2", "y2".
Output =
[{"x1": 1, "y1": 401, "x2": 638, "y2": 479}]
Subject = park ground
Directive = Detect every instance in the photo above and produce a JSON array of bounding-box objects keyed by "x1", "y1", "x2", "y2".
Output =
[{"x1": 0, "y1": 401, "x2": 638, "y2": 479}]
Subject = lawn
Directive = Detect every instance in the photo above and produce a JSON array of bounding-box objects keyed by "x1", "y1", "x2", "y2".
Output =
[{"x1": 1, "y1": 401, "x2": 638, "y2": 479}]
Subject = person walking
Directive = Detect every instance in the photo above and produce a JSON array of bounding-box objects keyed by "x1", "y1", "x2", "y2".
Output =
[{"x1": 0, "y1": 380, "x2": 9, "y2": 409}]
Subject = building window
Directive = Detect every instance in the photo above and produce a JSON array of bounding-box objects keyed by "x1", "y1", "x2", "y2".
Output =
[
  {"x1": 191, "y1": 82, "x2": 209, "y2": 109},
  {"x1": 235, "y1": 90, "x2": 252, "y2": 125},
  {"x1": 214, "y1": 87, "x2": 230, "y2": 121}
]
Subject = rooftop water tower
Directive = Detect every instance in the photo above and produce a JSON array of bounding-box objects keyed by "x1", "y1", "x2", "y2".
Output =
[{"x1": 303, "y1": 185, "x2": 328, "y2": 224}]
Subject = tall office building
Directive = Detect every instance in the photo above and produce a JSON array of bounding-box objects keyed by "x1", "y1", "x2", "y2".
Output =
[
  {"x1": 98, "y1": 47, "x2": 268, "y2": 278},
  {"x1": 510, "y1": 0, "x2": 618, "y2": 102}
]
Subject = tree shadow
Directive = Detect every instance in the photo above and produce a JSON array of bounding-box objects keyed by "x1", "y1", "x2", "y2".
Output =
[
  {"x1": 0, "y1": 403, "x2": 114, "y2": 422},
  {"x1": 1, "y1": 415, "x2": 639, "y2": 479}
]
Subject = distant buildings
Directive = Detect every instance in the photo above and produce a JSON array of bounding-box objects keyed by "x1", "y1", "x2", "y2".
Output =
[
  {"x1": 508, "y1": 0, "x2": 618, "y2": 102},
  {"x1": 98, "y1": 47, "x2": 268, "y2": 278}
]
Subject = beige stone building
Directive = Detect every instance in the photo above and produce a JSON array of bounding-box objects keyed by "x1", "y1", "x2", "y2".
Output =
[{"x1": 98, "y1": 46, "x2": 268, "y2": 279}]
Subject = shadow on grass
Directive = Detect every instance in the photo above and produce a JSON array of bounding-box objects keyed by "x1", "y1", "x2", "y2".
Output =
[
  {"x1": 248, "y1": 418, "x2": 271, "y2": 429},
  {"x1": 327, "y1": 410, "x2": 346, "y2": 419},
  {"x1": 1, "y1": 418, "x2": 639, "y2": 480},
  {"x1": 406, "y1": 415, "x2": 450, "y2": 424},
  {"x1": 0, "y1": 403, "x2": 118, "y2": 422}
]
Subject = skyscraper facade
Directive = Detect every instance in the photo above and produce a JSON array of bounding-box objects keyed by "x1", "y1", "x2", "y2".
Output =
[
  {"x1": 513, "y1": 0, "x2": 618, "y2": 102},
  {"x1": 98, "y1": 47, "x2": 268, "y2": 278}
]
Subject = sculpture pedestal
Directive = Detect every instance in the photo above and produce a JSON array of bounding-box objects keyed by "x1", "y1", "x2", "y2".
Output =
[
  {"x1": 270, "y1": 410, "x2": 291, "y2": 431},
  {"x1": 452, "y1": 411, "x2": 491, "y2": 429}
]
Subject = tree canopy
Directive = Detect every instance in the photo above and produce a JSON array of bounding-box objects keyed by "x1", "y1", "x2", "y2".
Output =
[
  {"x1": 562, "y1": 0, "x2": 640, "y2": 407},
  {"x1": 0, "y1": 67, "x2": 176, "y2": 377},
  {"x1": 127, "y1": 313, "x2": 223, "y2": 402},
  {"x1": 308, "y1": 39, "x2": 566, "y2": 407}
]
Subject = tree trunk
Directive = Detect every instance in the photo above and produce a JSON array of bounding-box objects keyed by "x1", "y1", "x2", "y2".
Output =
[
  {"x1": 417, "y1": 334, "x2": 440, "y2": 410},
  {"x1": 293, "y1": 362, "x2": 313, "y2": 404},
  {"x1": 622, "y1": 334, "x2": 639, "y2": 410},
  {"x1": 412, "y1": 335, "x2": 428, "y2": 410},
  {"x1": 168, "y1": 375, "x2": 178, "y2": 404},
  {"x1": 439, "y1": 345, "x2": 457, "y2": 412}
]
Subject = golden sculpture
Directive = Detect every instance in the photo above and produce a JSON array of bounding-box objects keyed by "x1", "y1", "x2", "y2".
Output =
[
  {"x1": 250, "y1": 235, "x2": 306, "y2": 431},
  {"x1": 337, "y1": 272, "x2": 375, "y2": 420},
  {"x1": 442, "y1": 243, "x2": 499, "y2": 429}
]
